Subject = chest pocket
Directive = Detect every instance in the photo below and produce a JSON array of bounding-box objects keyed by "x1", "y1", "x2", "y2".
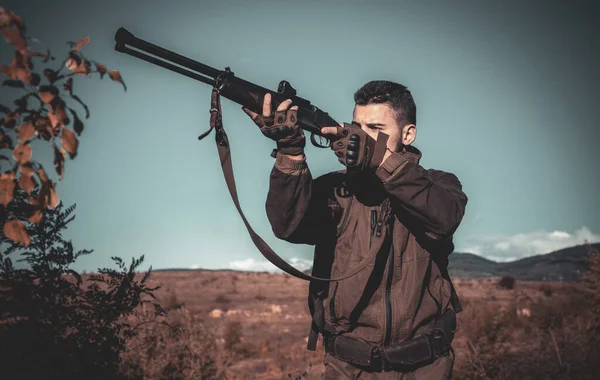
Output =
[{"x1": 396, "y1": 225, "x2": 430, "y2": 263}]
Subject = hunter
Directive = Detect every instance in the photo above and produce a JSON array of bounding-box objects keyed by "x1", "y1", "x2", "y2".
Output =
[{"x1": 243, "y1": 80, "x2": 467, "y2": 379}]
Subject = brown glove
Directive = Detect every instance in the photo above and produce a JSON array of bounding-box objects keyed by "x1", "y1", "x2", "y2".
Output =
[
  {"x1": 330, "y1": 123, "x2": 389, "y2": 171},
  {"x1": 243, "y1": 106, "x2": 306, "y2": 156}
]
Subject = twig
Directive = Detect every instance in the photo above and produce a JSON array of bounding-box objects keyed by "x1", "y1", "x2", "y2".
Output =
[{"x1": 549, "y1": 327, "x2": 563, "y2": 367}]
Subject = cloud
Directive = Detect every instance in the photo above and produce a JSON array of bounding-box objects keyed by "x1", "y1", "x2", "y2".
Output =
[
  {"x1": 228, "y1": 257, "x2": 313, "y2": 273},
  {"x1": 457, "y1": 226, "x2": 600, "y2": 262}
]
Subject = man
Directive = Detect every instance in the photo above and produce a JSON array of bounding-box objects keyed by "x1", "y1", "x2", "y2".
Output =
[{"x1": 243, "y1": 80, "x2": 467, "y2": 379}]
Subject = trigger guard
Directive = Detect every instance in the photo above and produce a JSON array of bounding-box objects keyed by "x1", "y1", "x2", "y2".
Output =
[{"x1": 310, "y1": 133, "x2": 331, "y2": 148}]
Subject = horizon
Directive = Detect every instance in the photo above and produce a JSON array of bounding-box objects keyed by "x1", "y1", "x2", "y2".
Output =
[{"x1": 1, "y1": 0, "x2": 598, "y2": 273}]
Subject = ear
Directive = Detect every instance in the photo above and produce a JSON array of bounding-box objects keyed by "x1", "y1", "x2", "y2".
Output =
[{"x1": 402, "y1": 124, "x2": 416, "y2": 145}]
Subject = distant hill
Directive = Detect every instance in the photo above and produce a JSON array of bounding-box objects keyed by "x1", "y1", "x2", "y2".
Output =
[
  {"x1": 153, "y1": 243, "x2": 600, "y2": 282},
  {"x1": 448, "y1": 242, "x2": 600, "y2": 281}
]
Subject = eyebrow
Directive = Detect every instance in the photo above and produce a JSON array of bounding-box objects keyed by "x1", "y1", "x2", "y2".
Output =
[{"x1": 352, "y1": 121, "x2": 385, "y2": 127}]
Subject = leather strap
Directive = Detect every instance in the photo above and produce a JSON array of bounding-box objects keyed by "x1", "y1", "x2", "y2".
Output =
[{"x1": 199, "y1": 88, "x2": 381, "y2": 282}]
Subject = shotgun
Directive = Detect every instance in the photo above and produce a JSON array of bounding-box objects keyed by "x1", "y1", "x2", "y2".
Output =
[{"x1": 113, "y1": 27, "x2": 339, "y2": 148}]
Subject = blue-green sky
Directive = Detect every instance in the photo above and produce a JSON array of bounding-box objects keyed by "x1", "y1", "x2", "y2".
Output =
[{"x1": 1, "y1": 0, "x2": 598, "y2": 272}]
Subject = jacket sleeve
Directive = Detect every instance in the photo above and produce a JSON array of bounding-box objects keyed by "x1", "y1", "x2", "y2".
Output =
[
  {"x1": 265, "y1": 152, "x2": 337, "y2": 245},
  {"x1": 375, "y1": 152, "x2": 468, "y2": 241}
]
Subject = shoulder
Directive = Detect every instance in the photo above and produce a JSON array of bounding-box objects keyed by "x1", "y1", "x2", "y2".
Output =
[{"x1": 425, "y1": 168, "x2": 464, "y2": 190}]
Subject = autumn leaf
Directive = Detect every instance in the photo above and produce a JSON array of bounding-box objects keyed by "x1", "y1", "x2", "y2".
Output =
[
  {"x1": 67, "y1": 36, "x2": 90, "y2": 51},
  {"x1": 69, "y1": 108, "x2": 85, "y2": 135},
  {"x1": 61, "y1": 128, "x2": 78, "y2": 158},
  {"x1": 108, "y1": 70, "x2": 127, "y2": 91},
  {"x1": 0, "y1": 170, "x2": 16, "y2": 207},
  {"x1": 48, "y1": 98, "x2": 69, "y2": 128},
  {"x1": 28, "y1": 208, "x2": 43, "y2": 224},
  {"x1": 95, "y1": 62, "x2": 107, "y2": 79},
  {"x1": 65, "y1": 52, "x2": 91, "y2": 76},
  {"x1": 44, "y1": 68, "x2": 57, "y2": 83},
  {"x1": 37, "y1": 166, "x2": 49, "y2": 182},
  {"x1": 53, "y1": 144, "x2": 65, "y2": 180},
  {"x1": 33, "y1": 116, "x2": 54, "y2": 141},
  {"x1": 3, "y1": 219, "x2": 30, "y2": 247},
  {"x1": 0, "y1": 25, "x2": 28, "y2": 53},
  {"x1": 38, "y1": 179, "x2": 59, "y2": 210},
  {"x1": 30, "y1": 50, "x2": 53, "y2": 63},
  {"x1": 39, "y1": 85, "x2": 58, "y2": 104},
  {"x1": 18, "y1": 163, "x2": 37, "y2": 194},
  {"x1": 0, "y1": 53, "x2": 33, "y2": 83},
  {"x1": 2, "y1": 79, "x2": 24, "y2": 88},
  {"x1": 0, "y1": 131, "x2": 13, "y2": 149},
  {"x1": 2, "y1": 110, "x2": 20, "y2": 129},
  {"x1": 17, "y1": 121, "x2": 36, "y2": 143},
  {"x1": 13, "y1": 143, "x2": 32, "y2": 164}
]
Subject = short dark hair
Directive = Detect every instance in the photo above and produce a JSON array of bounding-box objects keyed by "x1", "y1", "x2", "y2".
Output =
[{"x1": 353, "y1": 80, "x2": 416, "y2": 126}]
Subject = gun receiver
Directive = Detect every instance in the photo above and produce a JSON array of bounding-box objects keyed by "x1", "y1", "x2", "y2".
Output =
[{"x1": 114, "y1": 27, "x2": 338, "y2": 147}]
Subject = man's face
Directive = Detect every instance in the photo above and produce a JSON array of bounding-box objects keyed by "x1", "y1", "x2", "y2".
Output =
[{"x1": 352, "y1": 103, "x2": 415, "y2": 152}]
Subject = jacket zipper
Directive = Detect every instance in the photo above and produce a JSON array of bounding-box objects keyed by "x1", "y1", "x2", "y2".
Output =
[
  {"x1": 330, "y1": 281, "x2": 340, "y2": 324},
  {"x1": 384, "y1": 237, "x2": 394, "y2": 346},
  {"x1": 370, "y1": 210, "x2": 377, "y2": 248},
  {"x1": 382, "y1": 200, "x2": 394, "y2": 346}
]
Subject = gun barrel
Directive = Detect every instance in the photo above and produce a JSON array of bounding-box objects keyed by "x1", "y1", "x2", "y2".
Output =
[{"x1": 114, "y1": 27, "x2": 219, "y2": 86}]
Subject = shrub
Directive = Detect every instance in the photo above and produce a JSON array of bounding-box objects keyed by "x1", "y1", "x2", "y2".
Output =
[
  {"x1": 0, "y1": 198, "x2": 164, "y2": 379},
  {"x1": 498, "y1": 276, "x2": 516, "y2": 290}
]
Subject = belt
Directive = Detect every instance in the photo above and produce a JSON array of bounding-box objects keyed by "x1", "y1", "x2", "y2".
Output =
[{"x1": 323, "y1": 310, "x2": 455, "y2": 372}]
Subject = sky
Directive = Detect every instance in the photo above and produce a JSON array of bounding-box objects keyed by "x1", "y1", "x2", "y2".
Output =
[{"x1": 1, "y1": 0, "x2": 598, "y2": 273}]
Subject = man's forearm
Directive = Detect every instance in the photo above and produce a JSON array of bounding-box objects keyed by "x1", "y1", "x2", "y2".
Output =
[{"x1": 375, "y1": 151, "x2": 467, "y2": 240}]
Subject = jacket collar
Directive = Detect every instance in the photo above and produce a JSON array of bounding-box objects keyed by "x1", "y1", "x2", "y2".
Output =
[{"x1": 399, "y1": 145, "x2": 422, "y2": 165}]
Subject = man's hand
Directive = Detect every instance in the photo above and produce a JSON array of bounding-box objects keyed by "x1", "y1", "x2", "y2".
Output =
[
  {"x1": 321, "y1": 124, "x2": 389, "y2": 171},
  {"x1": 242, "y1": 93, "x2": 305, "y2": 157}
]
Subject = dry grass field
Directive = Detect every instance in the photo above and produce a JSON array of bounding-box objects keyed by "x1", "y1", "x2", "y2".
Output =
[{"x1": 111, "y1": 269, "x2": 600, "y2": 379}]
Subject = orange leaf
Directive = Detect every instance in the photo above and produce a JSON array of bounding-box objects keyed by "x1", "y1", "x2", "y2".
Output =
[
  {"x1": 18, "y1": 167, "x2": 37, "y2": 194},
  {"x1": 1, "y1": 26, "x2": 28, "y2": 53},
  {"x1": 108, "y1": 70, "x2": 127, "y2": 91},
  {"x1": 17, "y1": 122, "x2": 36, "y2": 143},
  {"x1": 61, "y1": 128, "x2": 78, "y2": 158},
  {"x1": 28, "y1": 208, "x2": 43, "y2": 224},
  {"x1": 48, "y1": 99, "x2": 68, "y2": 128},
  {"x1": 53, "y1": 145, "x2": 66, "y2": 180},
  {"x1": 3, "y1": 219, "x2": 30, "y2": 247},
  {"x1": 96, "y1": 63, "x2": 107, "y2": 78},
  {"x1": 0, "y1": 170, "x2": 15, "y2": 207},
  {"x1": 39, "y1": 90, "x2": 56, "y2": 104},
  {"x1": 68, "y1": 36, "x2": 90, "y2": 51},
  {"x1": 65, "y1": 54, "x2": 91, "y2": 76},
  {"x1": 38, "y1": 180, "x2": 59, "y2": 209},
  {"x1": 37, "y1": 167, "x2": 49, "y2": 183},
  {"x1": 12, "y1": 143, "x2": 31, "y2": 164}
]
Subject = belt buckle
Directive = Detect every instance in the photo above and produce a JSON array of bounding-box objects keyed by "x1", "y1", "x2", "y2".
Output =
[
  {"x1": 431, "y1": 330, "x2": 449, "y2": 357},
  {"x1": 371, "y1": 347, "x2": 390, "y2": 372}
]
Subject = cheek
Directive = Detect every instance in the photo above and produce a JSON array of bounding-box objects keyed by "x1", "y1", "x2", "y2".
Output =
[{"x1": 361, "y1": 127, "x2": 378, "y2": 141}]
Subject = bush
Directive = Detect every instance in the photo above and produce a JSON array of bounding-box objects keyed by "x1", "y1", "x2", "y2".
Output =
[
  {"x1": 0, "y1": 198, "x2": 164, "y2": 379},
  {"x1": 498, "y1": 276, "x2": 516, "y2": 290}
]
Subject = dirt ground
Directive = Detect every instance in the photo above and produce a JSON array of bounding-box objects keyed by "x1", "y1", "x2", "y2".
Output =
[{"x1": 128, "y1": 270, "x2": 587, "y2": 379}]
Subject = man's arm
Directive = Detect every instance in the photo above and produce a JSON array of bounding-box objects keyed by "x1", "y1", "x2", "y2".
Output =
[
  {"x1": 375, "y1": 151, "x2": 468, "y2": 241},
  {"x1": 266, "y1": 153, "x2": 336, "y2": 245}
]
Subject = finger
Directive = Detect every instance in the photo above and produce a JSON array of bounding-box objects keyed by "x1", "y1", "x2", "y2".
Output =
[
  {"x1": 290, "y1": 105, "x2": 298, "y2": 111},
  {"x1": 242, "y1": 107, "x2": 258, "y2": 120},
  {"x1": 263, "y1": 93, "x2": 272, "y2": 117},
  {"x1": 276, "y1": 98, "x2": 293, "y2": 112},
  {"x1": 321, "y1": 127, "x2": 339, "y2": 135}
]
